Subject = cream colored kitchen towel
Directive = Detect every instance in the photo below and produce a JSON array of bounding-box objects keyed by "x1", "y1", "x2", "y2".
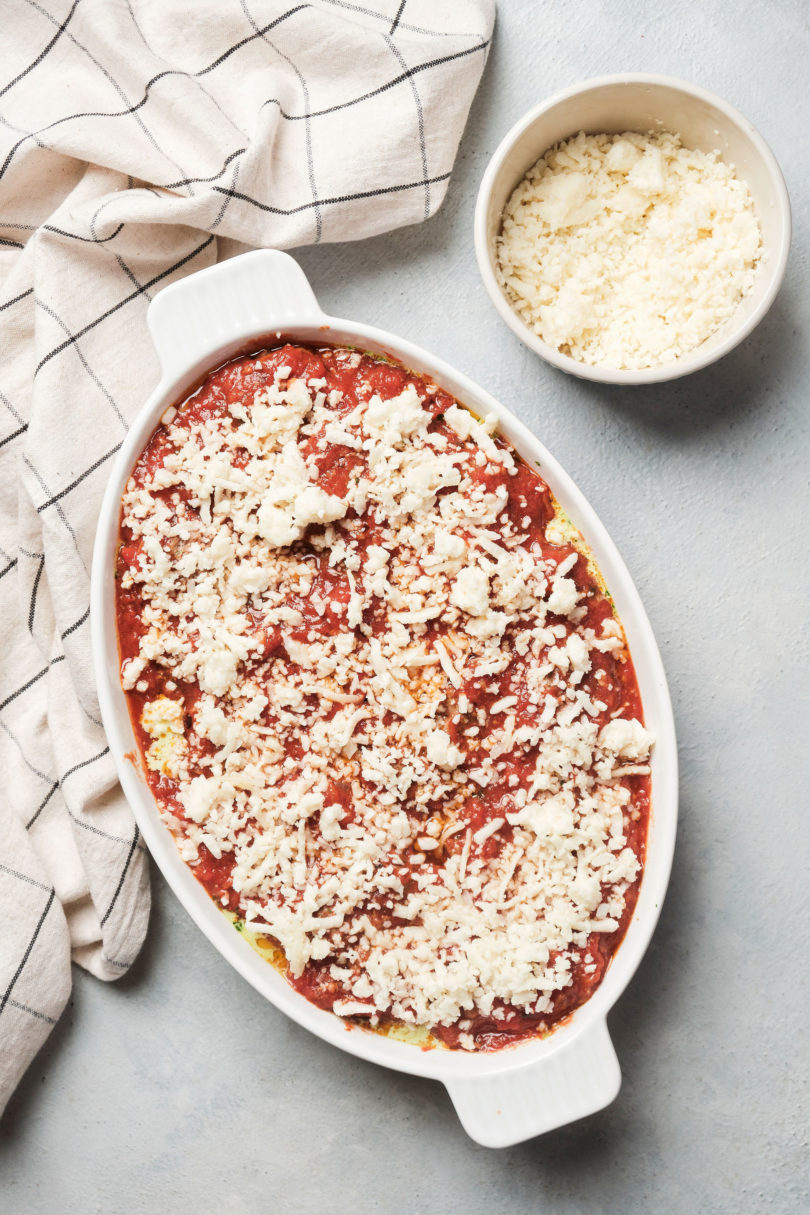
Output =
[{"x1": 0, "y1": 0, "x2": 494, "y2": 1114}]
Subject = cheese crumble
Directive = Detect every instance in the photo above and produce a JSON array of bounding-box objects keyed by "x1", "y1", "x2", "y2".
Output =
[
  {"x1": 116, "y1": 344, "x2": 653, "y2": 1049},
  {"x1": 497, "y1": 130, "x2": 762, "y2": 370}
]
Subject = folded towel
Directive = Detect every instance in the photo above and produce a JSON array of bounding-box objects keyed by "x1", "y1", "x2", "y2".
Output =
[{"x1": 0, "y1": 0, "x2": 494, "y2": 1114}]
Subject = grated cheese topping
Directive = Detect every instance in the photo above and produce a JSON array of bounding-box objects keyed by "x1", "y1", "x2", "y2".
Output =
[
  {"x1": 118, "y1": 344, "x2": 653, "y2": 1048},
  {"x1": 497, "y1": 130, "x2": 762, "y2": 371}
]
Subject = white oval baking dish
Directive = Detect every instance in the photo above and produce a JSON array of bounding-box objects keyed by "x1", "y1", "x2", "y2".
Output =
[{"x1": 91, "y1": 249, "x2": 678, "y2": 1149}]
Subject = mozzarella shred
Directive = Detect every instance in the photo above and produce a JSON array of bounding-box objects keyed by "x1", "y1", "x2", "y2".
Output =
[
  {"x1": 497, "y1": 130, "x2": 762, "y2": 371},
  {"x1": 117, "y1": 344, "x2": 653, "y2": 1047}
]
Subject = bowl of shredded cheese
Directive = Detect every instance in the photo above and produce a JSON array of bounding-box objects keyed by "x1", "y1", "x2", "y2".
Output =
[{"x1": 474, "y1": 74, "x2": 791, "y2": 384}]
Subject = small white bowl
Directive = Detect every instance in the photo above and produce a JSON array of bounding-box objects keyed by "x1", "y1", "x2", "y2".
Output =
[{"x1": 474, "y1": 74, "x2": 792, "y2": 385}]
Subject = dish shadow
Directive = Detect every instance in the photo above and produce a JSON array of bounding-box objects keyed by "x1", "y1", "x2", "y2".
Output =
[
  {"x1": 274, "y1": 796, "x2": 692, "y2": 1164},
  {"x1": 0, "y1": 818, "x2": 690, "y2": 1172},
  {"x1": 472, "y1": 802, "x2": 692, "y2": 1168},
  {"x1": 565, "y1": 285, "x2": 801, "y2": 443}
]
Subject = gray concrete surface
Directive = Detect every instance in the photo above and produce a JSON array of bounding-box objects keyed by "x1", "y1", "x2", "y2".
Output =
[{"x1": 3, "y1": 1, "x2": 809, "y2": 1211}]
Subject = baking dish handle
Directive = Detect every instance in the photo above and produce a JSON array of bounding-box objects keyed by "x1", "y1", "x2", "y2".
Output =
[
  {"x1": 147, "y1": 249, "x2": 325, "y2": 383},
  {"x1": 444, "y1": 1019, "x2": 621, "y2": 1148}
]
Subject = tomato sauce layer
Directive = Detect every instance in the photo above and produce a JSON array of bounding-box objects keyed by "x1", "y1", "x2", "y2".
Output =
[{"x1": 116, "y1": 343, "x2": 653, "y2": 1052}]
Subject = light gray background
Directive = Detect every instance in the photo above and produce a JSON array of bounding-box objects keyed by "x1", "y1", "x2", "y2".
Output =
[{"x1": 3, "y1": 1, "x2": 809, "y2": 1212}]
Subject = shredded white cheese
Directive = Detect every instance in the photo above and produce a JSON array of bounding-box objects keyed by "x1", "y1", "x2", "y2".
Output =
[
  {"x1": 119, "y1": 347, "x2": 653, "y2": 1039},
  {"x1": 497, "y1": 130, "x2": 762, "y2": 370}
]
